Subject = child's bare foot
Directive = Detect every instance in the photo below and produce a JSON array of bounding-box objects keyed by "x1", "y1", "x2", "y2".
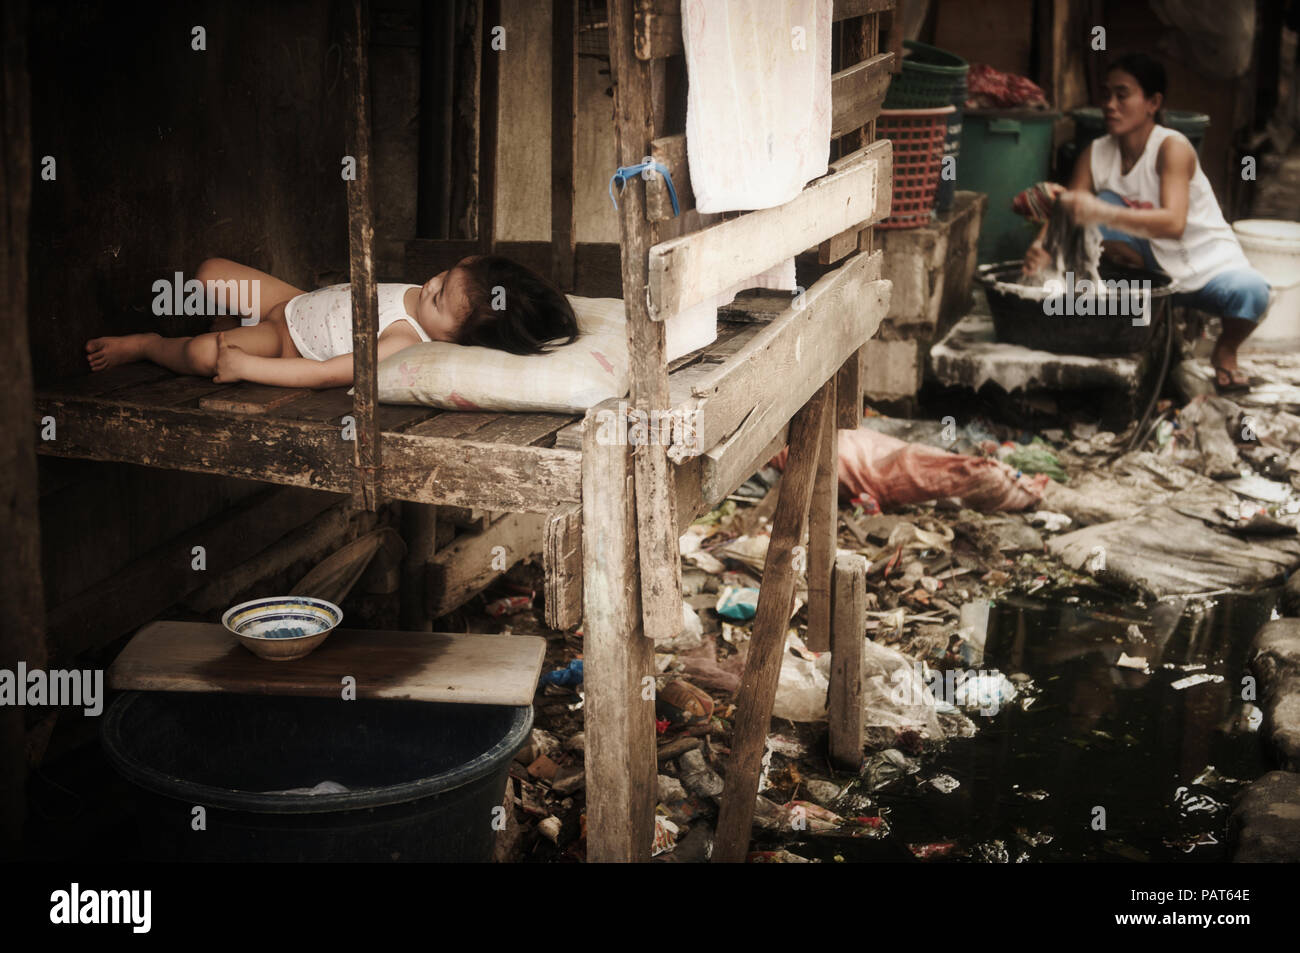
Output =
[{"x1": 85, "y1": 332, "x2": 160, "y2": 372}]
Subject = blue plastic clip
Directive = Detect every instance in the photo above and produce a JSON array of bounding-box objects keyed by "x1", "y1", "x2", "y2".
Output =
[{"x1": 608, "y1": 157, "x2": 680, "y2": 216}]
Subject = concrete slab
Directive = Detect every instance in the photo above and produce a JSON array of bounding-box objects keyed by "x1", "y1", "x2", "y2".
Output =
[{"x1": 930, "y1": 308, "x2": 1148, "y2": 395}]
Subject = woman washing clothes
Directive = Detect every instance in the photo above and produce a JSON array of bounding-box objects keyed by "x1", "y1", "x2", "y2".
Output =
[{"x1": 1024, "y1": 52, "x2": 1270, "y2": 393}]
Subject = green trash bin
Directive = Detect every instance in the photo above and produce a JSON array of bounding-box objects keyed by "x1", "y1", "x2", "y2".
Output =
[{"x1": 955, "y1": 108, "x2": 1061, "y2": 264}]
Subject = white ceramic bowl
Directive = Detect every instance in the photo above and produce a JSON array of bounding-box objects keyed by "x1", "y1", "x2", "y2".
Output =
[{"x1": 221, "y1": 597, "x2": 343, "y2": 661}]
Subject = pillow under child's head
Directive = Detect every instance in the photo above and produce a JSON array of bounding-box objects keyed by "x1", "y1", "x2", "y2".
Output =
[{"x1": 376, "y1": 295, "x2": 628, "y2": 414}]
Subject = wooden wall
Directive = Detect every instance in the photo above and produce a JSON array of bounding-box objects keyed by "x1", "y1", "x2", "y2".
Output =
[{"x1": 28, "y1": 0, "x2": 356, "y2": 661}]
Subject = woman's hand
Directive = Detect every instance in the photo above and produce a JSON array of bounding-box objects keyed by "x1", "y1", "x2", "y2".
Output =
[
  {"x1": 1024, "y1": 242, "x2": 1051, "y2": 275},
  {"x1": 213, "y1": 332, "x2": 247, "y2": 383},
  {"x1": 1056, "y1": 190, "x2": 1117, "y2": 227}
]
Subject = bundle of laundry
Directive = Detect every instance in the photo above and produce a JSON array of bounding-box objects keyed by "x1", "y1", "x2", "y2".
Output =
[
  {"x1": 771, "y1": 428, "x2": 1048, "y2": 512},
  {"x1": 965, "y1": 63, "x2": 1049, "y2": 109}
]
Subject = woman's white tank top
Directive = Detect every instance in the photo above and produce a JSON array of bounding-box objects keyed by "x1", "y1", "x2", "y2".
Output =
[
  {"x1": 1089, "y1": 124, "x2": 1249, "y2": 292},
  {"x1": 284, "y1": 283, "x2": 431, "y2": 361}
]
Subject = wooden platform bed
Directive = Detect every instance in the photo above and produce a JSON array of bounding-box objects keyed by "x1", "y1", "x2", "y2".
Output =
[{"x1": 31, "y1": 0, "x2": 899, "y2": 862}]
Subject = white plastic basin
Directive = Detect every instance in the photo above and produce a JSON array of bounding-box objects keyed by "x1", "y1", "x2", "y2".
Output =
[{"x1": 1234, "y1": 219, "x2": 1300, "y2": 347}]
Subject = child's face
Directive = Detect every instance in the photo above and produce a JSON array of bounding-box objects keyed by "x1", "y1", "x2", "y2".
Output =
[{"x1": 416, "y1": 267, "x2": 471, "y2": 342}]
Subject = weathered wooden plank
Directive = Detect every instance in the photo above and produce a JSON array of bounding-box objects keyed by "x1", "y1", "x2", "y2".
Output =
[
  {"x1": 404, "y1": 239, "x2": 622, "y2": 294},
  {"x1": 610, "y1": 0, "x2": 684, "y2": 646},
  {"x1": 361, "y1": 431, "x2": 584, "y2": 512},
  {"x1": 272, "y1": 388, "x2": 443, "y2": 436},
  {"x1": 108, "y1": 620, "x2": 547, "y2": 707},
  {"x1": 544, "y1": 502, "x2": 583, "y2": 630},
  {"x1": 647, "y1": 142, "x2": 890, "y2": 318},
  {"x1": 551, "y1": 0, "x2": 577, "y2": 289},
  {"x1": 400, "y1": 501, "x2": 439, "y2": 630},
  {"x1": 110, "y1": 374, "x2": 238, "y2": 408},
  {"x1": 471, "y1": 412, "x2": 578, "y2": 446},
  {"x1": 834, "y1": 0, "x2": 896, "y2": 23},
  {"x1": 581, "y1": 399, "x2": 657, "y2": 862},
  {"x1": 835, "y1": 348, "x2": 864, "y2": 428},
  {"x1": 402, "y1": 411, "x2": 500, "y2": 439},
  {"x1": 646, "y1": 133, "x2": 692, "y2": 222},
  {"x1": 631, "y1": 0, "x2": 891, "y2": 58},
  {"x1": 830, "y1": 52, "x2": 893, "y2": 139},
  {"x1": 291, "y1": 527, "x2": 405, "y2": 605},
  {"x1": 33, "y1": 398, "x2": 582, "y2": 512},
  {"x1": 696, "y1": 421, "x2": 790, "y2": 520},
  {"x1": 633, "y1": 1, "x2": 680, "y2": 59},
  {"x1": 479, "y1": 0, "x2": 501, "y2": 251},
  {"x1": 427, "y1": 511, "x2": 547, "y2": 616},
  {"x1": 668, "y1": 250, "x2": 887, "y2": 454},
  {"x1": 552, "y1": 419, "x2": 584, "y2": 450},
  {"x1": 828, "y1": 553, "x2": 869, "y2": 769},
  {"x1": 46, "y1": 486, "x2": 342, "y2": 663},
  {"x1": 344, "y1": 0, "x2": 382, "y2": 511},
  {"x1": 805, "y1": 377, "x2": 838, "y2": 652},
  {"x1": 200, "y1": 383, "x2": 314, "y2": 415},
  {"x1": 1, "y1": 0, "x2": 40, "y2": 849},
  {"x1": 713, "y1": 380, "x2": 832, "y2": 863},
  {"x1": 42, "y1": 362, "x2": 174, "y2": 398}
]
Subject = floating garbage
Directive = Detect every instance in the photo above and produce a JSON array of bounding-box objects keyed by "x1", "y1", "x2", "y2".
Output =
[
  {"x1": 951, "y1": 671, "x2": 1018, "y2": 714},
  {"x1": 1170, "y1": 672, "x2": 1224, "y2": 691},
  {"x1": 928, "y1": 774, "x2": 961, "y2": 794},
  {"x1": 748, "y1": 849, "x2": 815, "y2": 863},
  {"x1": 485, "y1": 592, "x2": 534, "y2": 617},
  {"x1": 539, "y1": 659, "x2": 584, "y2": 688},
  {"x1": 908, "y1": 842, "x2": 957, "y2": 860},
  {"x1": 651, "y1": 815, "x2": 679, "y2": 856},
  {"x1": 1116, "y1": 652, "x2": 1151, "y2": 673},
  {"x1": 716, "y1": 586, "x2": 760, "y2": 622},
  {"x1": 862, "y1": 748, "x2": 921, "y2": 792}
]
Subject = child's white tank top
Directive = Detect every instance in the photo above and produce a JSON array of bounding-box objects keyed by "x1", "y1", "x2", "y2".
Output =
[
  {"x1": 1089, "y1": 124, "x2": 1249, "y2": 292},
  {"x1": 284, "y1": 283, "x2": 431, "y2": 361}
]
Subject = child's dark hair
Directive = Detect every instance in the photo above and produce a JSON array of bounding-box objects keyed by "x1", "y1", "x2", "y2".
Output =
[
  {"x1": 1106, "y1": 52, "x2": 1167, "y2": 125},
  {"x1": 452, "y1": 255, "x2": 580, "y2": 355}
]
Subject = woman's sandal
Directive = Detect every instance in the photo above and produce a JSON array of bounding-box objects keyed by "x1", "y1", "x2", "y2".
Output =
[{"x1": 1213, "y1": 365, "x2": 1252, "y2": 394}]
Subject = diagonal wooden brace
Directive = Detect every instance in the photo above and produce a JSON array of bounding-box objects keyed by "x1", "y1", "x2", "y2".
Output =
[{"x1": 711, "y1": 379, "x2": 834, "y2": 862}]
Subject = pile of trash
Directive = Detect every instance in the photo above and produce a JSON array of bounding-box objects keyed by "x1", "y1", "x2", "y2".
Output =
[{"x1": 469, "y1": 385, "x2": 1300, "y2": 861}]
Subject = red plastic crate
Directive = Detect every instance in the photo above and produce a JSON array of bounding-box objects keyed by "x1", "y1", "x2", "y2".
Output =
[{"x1": 876, "y1": 106, "x2": 956, "y2": 229}]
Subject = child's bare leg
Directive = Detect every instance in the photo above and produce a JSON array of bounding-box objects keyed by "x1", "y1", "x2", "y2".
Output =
[
  {"x1": 88, "y1": 320, "x2": 284, "y2": 376},
  {"x1": 196, "y1": 258, "x2": 305, "y2": 332}
]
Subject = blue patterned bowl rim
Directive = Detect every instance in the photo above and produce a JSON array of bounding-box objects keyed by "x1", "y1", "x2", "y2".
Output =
[{"x1": 221, "y1": 597, "x2": 344, "y2": 641}]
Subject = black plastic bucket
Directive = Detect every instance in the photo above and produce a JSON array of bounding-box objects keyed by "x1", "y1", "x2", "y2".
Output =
[
  {"x1": 976, "y1": 261, "x2": 1174, "y2": 355},
  {"x1": 102, "y1": 692, "x2": 532, "y2": 862}
]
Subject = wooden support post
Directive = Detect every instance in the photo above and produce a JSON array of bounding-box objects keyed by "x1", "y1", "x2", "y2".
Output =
[
  {"x1": 712, "y1": 381, "x2": 833, "y2": 863},
  {"x1": 608, "y1": 0, "x2": 683, "y2": 644},
  {"x1": 479, "y1": 0, "x2": 501, "y2": 251},
  {"x1": 344, "y1": 0, "x2": 382, "y2": 511},
  {"x1": 833, "y1": 8, "x2": 879, "y2": 427},
  {"x1": 0, "y1": 0, "x2": 41, "y2": 859},
  {"x1": 804, "y1": 377, "x2": 838, "y2": 652},
  {"x1": 400, "y1": 502, "x2": 439, "y2": 630},
  {"x1": 544, "y1": 502, "x2": 583, "y2": 631},
  {"x1": 581, "y1": 401, "x2": 657, "y2": 862},
  {"x1": 829, "y1": 553, "x2": 869, "y2": 770},
  {"x1": 550, "y1": 0, "x2": 577, "y2": 290}
]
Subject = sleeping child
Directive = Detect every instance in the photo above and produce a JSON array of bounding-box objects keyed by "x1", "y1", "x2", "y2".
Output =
[{"x1": 85, "y1": 255, "x2": 580, "y2": 389}]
